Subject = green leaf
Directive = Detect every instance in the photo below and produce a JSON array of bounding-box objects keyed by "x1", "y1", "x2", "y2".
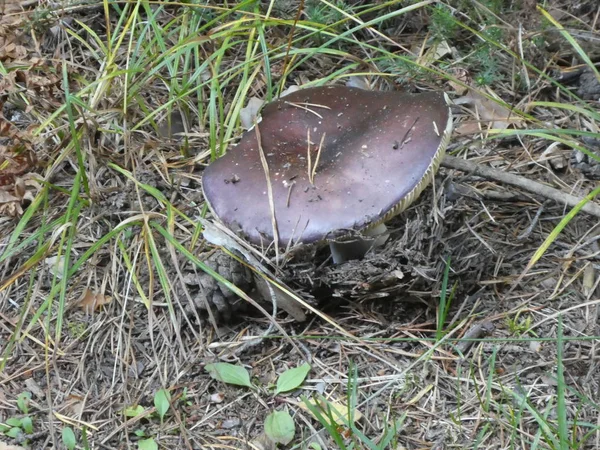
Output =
[
  {"x1": 0, "y1": 423, "x2": 10, "y2": 432},
  {"x1": 124, "y1": 405, "x2": 146, "y2": 417},
  {"x1": 17, "y1": 392, "x2": 31, "y2": 414},
  {"x1": 154, "y1": 389, "x2": 171, "y2": 421},
  {"x1": 6, "y1": 417, "x2": 22, "y2": 427},
  {"x1": 205, "y1": 363, "x2": 254, "y2": 388},
  {"x1": 138, "y1": 437, "x2": 158, "y2": 450},
  {"x1": 264, "y1": 410, "x2": 295, "y2": 445},
  {"x1": 62, "y1": 426, "x2": 77, "y2": 450},
  {"x1": 21, "y1": 416, "x2": 33, "y2": 434},
  {"x1": 275, "y1": 363, "x2": 311, "y2": 395},
  {"x1": 134, "y1": 429, "x2": 147, "y2": 437},
  {"x1": 6, "y1": 427, "x2": 22, "y2": 438}
]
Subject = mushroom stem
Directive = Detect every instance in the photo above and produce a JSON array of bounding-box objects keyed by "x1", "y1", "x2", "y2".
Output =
[{"x1": 329, "y1": 223, "x2": 389, "y2": 264}]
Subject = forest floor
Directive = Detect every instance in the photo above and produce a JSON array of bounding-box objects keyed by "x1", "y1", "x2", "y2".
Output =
[{"x1": 1, "y1": 0, "x2": 599, "y2": 449}]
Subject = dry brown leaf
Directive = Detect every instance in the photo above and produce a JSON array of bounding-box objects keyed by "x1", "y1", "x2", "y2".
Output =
[
  {"x1": 24, "y1": 377, "x2": 44, "y2": 399},
  {"x1": 447, "y1": 68, "x2": 471, "y2": 95},
  {"x1": 0, "y1": 175, "x2": 40, "y2": 217},
  {"x1": 77, "y1": 289, "x2": 113, "y2": 313},
  {"x1": 0, "y1": 189, "x2": 22, "y2": 217},
  {"x1": 346, "y1": 75, "x2": 371, "y2": 90},
  {"x1": 418, "y1": 39, "x2": 452, "y2": 67},
  {"x1": 240, "y1": 97, "x2": 264, "y2": 130},
  {"x1": 454, "y1": 88, "x2": 524, "y2": 134},
  {"x1": 239, "y1": 86, "x2": 300, "y2": 130},
  {"x1": 583, "y1": 264, "x2": 595, "y2": 297}
]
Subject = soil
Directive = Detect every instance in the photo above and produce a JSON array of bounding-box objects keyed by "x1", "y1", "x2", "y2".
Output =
[{"x1": 1, "y1": 0, "x2": 599, "y2": 449}]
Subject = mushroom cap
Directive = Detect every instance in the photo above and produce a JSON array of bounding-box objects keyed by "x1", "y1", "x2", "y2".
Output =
[{"x1": 202, "y1": 85, "x2": 452, "y2": 247}]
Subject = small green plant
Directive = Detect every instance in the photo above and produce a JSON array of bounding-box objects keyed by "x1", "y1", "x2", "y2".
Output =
[
  {"x1": 471, "y1": 40, "x2": 503, "y2": 86},
  {"x1": 430, "y1": 4, "x2": 460, "y2": 40},
  {"x1": 302, "y1": 363, "x2": 402, "y2": 449},
  {"x1": 304, "y1": 0, "x2": 347, "y2": 27},
  {"x1": 62, "y1": 427, "x2": 77, "y2": 450},
  {"x1": 275, "y1": 363, "x2": 311, "y2": 395},
  {"x1": 119, "y1": 389, "x2": 173, "y2": 447},
  {"x1": 153, "y1": 389, "x2": 171, "y2": 423},
  {"x1": 505, "y1": 312, "x2": 533, "y2": 336},
  {"x1": 138, "y1": 437, "x2": 158, "y2": 450},
  {"x1": 1, "y1": 392, "x2": 34, "y2": 442},
  {"x1": 264, "y1": 409, "x2": 295, "y2": 445},
  {"x1": 16, "y1": 392, "x2": 31, "y2": 414},
  {"x1": 437, "y1": 256, "x2": 456, "y2": 341},
  {"x1": 203, "y1": 361, "x2": 312, "y2": 446},
  {"x1": 67, "y1": 320, "x2": 87, "y2": 339}
]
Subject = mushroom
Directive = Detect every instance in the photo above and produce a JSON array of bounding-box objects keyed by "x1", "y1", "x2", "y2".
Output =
[{"x1": 202, "y1": 85, "x2": 452, "y2": 263}]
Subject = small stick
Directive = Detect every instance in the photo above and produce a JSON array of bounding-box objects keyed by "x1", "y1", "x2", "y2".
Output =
[
  {"x1": 441, "y1": 155, "x2": 600, "y2": 219},
  {"x1": 517, "y1": 200, "x2": 549, "y2": 240},
  {"x1": 455, "y1": 321, "x2": 495, "y2": 355},
  {"x1": 399, "y1": 117, "x2": 419, "y2": 149}
]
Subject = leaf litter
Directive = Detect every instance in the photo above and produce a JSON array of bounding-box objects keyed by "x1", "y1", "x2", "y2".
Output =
[{"x1": 1, "y1": 1, "x2": 600, "y2": 449}]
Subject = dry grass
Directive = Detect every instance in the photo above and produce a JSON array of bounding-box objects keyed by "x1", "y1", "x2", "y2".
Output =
[{"x1": 1, "y1": 0, "x2": 599, "y2": 449}]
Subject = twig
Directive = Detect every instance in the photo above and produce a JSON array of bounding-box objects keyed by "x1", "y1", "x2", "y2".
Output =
[
  {"x1": 455, "y1": 321, "x2": 495, "y2": 355},
  {"x1": 441, "y1": 155, "x2": 600, "y2": 219},
  {"x1": 517, "y1": 200, "x2": 549, "y2": 240}
]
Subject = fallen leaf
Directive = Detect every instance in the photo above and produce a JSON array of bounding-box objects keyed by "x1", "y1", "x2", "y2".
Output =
[
  {"x1": 44, "y1": 256, "x2": 67, "y2": 279},
  {"x1": 248, "y1": 432, "x2": 276, "y2": 450},
  {"x1": 239, "y1": 85, "x2": 302, "y2": 130},
  {"x1": 583, "y1": 264, "x2": 595, "y2": 297},
  {"x1": 454, "y1": 88, "x2": 524, "y2": 134},
  {"x1": 23, "y1": 378, "x2": 44, "y2": 399},
  {"x1": 209, "y1": 392, "x2": 224, "y2": 403},
  {"x1": 346, "y1": 75, "x2": 371, "y2": 90},
  {"x1": 280, "y1": 85, "x2": 300, "y2": 98},
  {"x1": 77, "y1": 289, "x2": 113, "y2": 313},
  {"x1": 240, "y1": 97, "x2": 264, "y2": 129},
  {"x1": 418, "y1": 39, "x2": 452, "y2": 67},
  {"x1": 0, "y1": 190, "x2": 20, "y2": 203},
  {"x1": 447, "y1": 68, "x2": 471, "y2": 95}
]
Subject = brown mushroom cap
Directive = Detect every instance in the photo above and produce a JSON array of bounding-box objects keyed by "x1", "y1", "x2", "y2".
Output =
[{"x1": 202, "y1": 85, "x2": 452, "y2": 247}]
